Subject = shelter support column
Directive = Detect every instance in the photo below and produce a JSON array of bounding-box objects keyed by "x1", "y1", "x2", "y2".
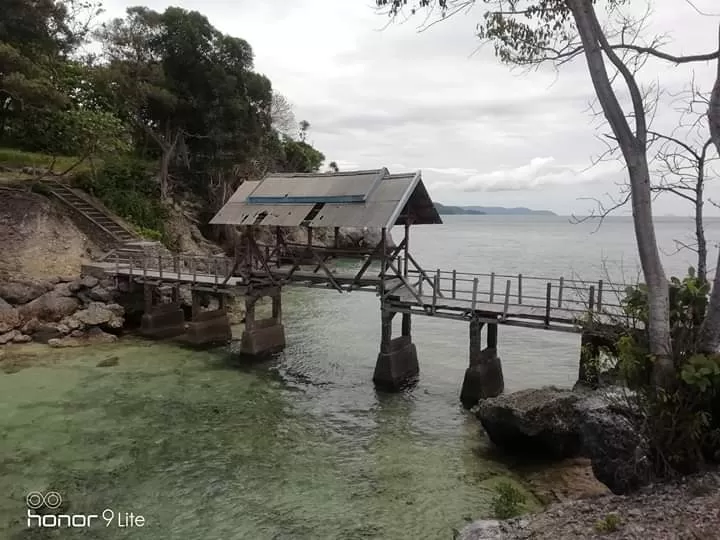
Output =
[
  {"x1": 460, "y1": 320, "x2": 504, "y2": 408},
  {"x1": 373, "y1": 308, "x2": 419, "y2": 391},
  {"x1": 240, "y1": 287, "x2": 286, "y2": 357}
]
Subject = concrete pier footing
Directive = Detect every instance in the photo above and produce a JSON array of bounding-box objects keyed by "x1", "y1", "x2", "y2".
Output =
[
  {"x1": 373, "y1": 312, "x2": 419, "y2": 391},
  {"x1": 185, "y1": 309, "x2": 232, "y2": 346},
  {"x1": 459, "y1": 321, "x2": 504, "y2": 408},
  {"x1": 140, "y1": 302, "x2": 185, "y2": 338},
  {"x1": 239, "y1": 289, "x2": 286, "y2": 357}
]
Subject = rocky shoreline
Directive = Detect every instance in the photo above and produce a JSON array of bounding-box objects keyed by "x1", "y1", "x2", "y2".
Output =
[
  {"x1": 0, "y1": 275, "x2": 124, "y2": 347},
  {"x1": 459, "y1": 470, "x2": 720, "y2": 539}
]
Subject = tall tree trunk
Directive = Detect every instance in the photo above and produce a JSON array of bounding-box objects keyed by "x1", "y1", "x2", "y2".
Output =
[
  {"x1": 568, "y1": 0, "x2": 673, "y2": 382},
  {"x1": 696, "y1": 179, "x2": 706, "y2": 284},
  {"x1": 698, "y1": 25, "x2": 720, "y2": 353}
]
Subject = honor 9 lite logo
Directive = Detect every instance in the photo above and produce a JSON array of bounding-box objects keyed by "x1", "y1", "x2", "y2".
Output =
[{"x1": 26, "y1": 491, "x2": 146, "y2": 529}]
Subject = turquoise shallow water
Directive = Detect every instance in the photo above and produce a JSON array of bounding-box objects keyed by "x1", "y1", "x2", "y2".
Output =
[{"x1": 2, "y1": 215, "x2": 718, "y2": 539}]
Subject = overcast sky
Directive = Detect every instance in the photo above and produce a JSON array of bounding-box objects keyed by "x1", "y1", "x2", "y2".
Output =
[{"x1": 103, "y1": 0, "x2": 719, "y2": 216}]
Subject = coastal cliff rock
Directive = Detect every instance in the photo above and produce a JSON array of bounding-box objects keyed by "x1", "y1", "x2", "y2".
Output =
[
  {"x1": 0, "y1": 190, "x2": 100, "y2": 280},
  {"x1": 477, "y1": 387, "x2": 650, "y2": 495}
]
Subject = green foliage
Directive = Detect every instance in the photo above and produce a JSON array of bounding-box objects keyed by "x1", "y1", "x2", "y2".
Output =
[
  {"x1": 0, "y1": 146, "x2": 94, "y2": 174},
  {"x1": 594, "y1": 513, "x2": 621, "y2": 534},
  {"x1": 75, "y1": 157, "x2": 168, "y2": 233},
  {"x1": 277, "y1": 137, "x2": 325, "y2": 173},
  {"x1": 490, "y1": 481, "x2": 527, "y2": 519},
  {"x1": 610, "y1": 269, "x2": 720, "y2": 476}
]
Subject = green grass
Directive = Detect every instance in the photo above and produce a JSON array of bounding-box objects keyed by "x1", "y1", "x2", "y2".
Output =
[{"x1": 0, "y1": 147, "x2": 96, "y2": 176}]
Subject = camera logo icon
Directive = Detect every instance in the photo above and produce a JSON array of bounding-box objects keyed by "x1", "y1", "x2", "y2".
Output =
[{"x1": 26, "y1": 492, "x2": 62, "y2": 510}]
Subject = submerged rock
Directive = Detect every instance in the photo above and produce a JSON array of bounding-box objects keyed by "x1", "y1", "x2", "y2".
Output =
[{"x1": 48, "y1": 328, "x2": 117, "y2": 348}]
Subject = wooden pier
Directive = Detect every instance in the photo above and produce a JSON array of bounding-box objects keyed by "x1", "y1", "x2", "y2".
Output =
[{"x1": 83, "y1": 169, "x2": 633, "y2": 407}]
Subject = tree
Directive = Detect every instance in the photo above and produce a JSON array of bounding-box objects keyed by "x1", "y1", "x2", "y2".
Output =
[
  {"x1": 271, "y1": 93, "x2": 297, "y2": 138},
  {"x1": 328, "y1": 160, "x2": 339, "y2": 172},
  {"x1": 377, "y1": 0, "x2": 720, "y2": 379},
  {"x1": 298, "y1": 119, "x2": 311, "y2": 142}
]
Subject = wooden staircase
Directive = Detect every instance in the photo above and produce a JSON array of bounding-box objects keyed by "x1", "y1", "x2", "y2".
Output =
[{"x1": 42, "y1": 180, "x2": 139, "y2": 245}]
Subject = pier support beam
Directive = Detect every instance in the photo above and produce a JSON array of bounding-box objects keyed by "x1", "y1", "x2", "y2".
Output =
[
  {"x1": 184, "y1": 290, "x2": 232, "y2": 346},
  {"x1": 240, "y1": 288, "x2": 286, "y2": 357},
  {"x1": 460, "y1": 320, "x2": 504, "y2": 409},
  {"x1": 140, "y1": 298, "x2": 186, "y2": 340},
  {"x1": 373, "y1": 310, "x2": 419, "y2": 391}
]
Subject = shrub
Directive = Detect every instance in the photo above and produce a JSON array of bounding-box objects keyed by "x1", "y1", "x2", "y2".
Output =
[
  {"x1": 490, "y1": 481, "x2": 527, "y2": 519},
  {"x1": 594, "y1": 268, "x2": 720, "y2": 477},
  {"x1": 594, "y1": 513, "x2": 621, "y2": 534},
  {"x1": 75, "y1": 157, "x2": 168, "y2": 235}
]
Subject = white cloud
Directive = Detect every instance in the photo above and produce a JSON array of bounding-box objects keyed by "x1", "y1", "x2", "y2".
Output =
[{"x1": 102, "y1": 0, "x2": 720, "y2": 215}]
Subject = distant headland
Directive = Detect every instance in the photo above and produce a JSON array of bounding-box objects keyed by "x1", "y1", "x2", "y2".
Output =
[{"x1": 434, "y1": 203, "x2": 557, "y2": 216}]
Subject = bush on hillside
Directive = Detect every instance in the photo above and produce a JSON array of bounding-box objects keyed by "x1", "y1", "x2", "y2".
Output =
[{"x1": 75, "y1": 157, "x2": 168, "y2": 235}]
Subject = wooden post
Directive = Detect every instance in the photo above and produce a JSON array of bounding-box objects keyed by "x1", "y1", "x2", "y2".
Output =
[
  {"x1": 471, "y1": 277, "x2": 479, "y2": 311},
  {"x1": 214, "y1": 257, "x2": 219, "y2": 286},
  {"x1": 544, "y1": 282, "x2": 552, "y2": 328},
  {"x1": 175, "y1": 255, "x2": 180, "y2": 281},
  {"x1": 191, "y1": 258, "x2": 197, "y2": 283},
  {"x1": 502, "y1": 280, "x2": 511, "y2": 320},
  {"x1": 452, "y1": 270, "x2": 457, "y2": 299},
  {"x1": 588, "y1": 285, "x2": 596, "y2": 312},
  {"x1": 517, "y1": 273, "x2": 523, "y2": 305},
  {"x1": 158, "y1": 255, "x2": 163, "y2": 279},
  {"x1": 334, "y1": 226, "x2": 340, "y2": 250},
  {"x1": 191, "y1": 290, "x2": 201, "y2": 319},
  {"x1": 114, "y1": 253, "x2": 119, "y2": 275},
  {"x1": 490, "y1": 272, "x2": 495, "y2": 303},
  {"x1": 597, "y1": 280, "x2": 603, "y2": 312},
  {"x1": 272, "y1": 293, "x2": 282, "y2": 322},
  {"x1": 276, "y1": 226, "x2": 282, "y2": 268},
  {"x1": 380, "y1": 228, "x2": 387, "y2": 297},
  {"x1": 403, "y1": 222, "x2": 410, "y2": 277},
  {"x1": 432, "y1": 273, "x2": 438, "y2": 314},
  {"x1": 144, "y1": 283, "x2": 153, "y2": 313},
  {"x1": 558, "y1": 277, "x2": 564, "y2": 307},
  {"x1": 143, "y1": 256, "x2": 148, "y2": 279}
]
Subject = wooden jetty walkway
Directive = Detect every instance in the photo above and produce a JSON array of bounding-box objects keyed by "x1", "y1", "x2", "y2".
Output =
[{"x1": 83, "y1": 169, "x2": 632, "y2": 408}]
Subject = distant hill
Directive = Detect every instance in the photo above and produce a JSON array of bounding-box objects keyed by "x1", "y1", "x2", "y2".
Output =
[
  {"x1": 434, "y1": 203, "x2": 486, "y2": 215},
  {"x1": 435, "y1": 204, "x2": 556, "y2": 216}
]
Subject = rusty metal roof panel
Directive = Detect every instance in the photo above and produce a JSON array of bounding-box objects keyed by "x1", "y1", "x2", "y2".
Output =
[
  {"x1": 247, "y1": 169, "x2": 387, "y2": 204},
  {"x1": 210, "y1": 168, "x2": 442, "y2": 229}
]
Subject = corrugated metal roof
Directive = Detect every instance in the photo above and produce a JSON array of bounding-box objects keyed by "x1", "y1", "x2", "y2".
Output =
[{"x1": 209, "y1": 168, "x2": 442, "y2": 229}]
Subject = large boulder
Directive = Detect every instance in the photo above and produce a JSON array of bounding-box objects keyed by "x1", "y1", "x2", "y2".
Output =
[
  {"x1": 0, "y1": 298, "x2": 20, "y2": 333},
  {"x1": 0, "y1": 280, "x2": 53, "y2": 305},
  {"x1": 477, "y1": 387, "x2": 584, "y2": 459},
  {"x1": 477, "y1": 387, "x2": 651, "y2": 495},
  {"x1": 18, "y1": 292, "x2": 79, "y2": 323},
  {"x1": 88, "y1": 286, "x2": 113, "y2": 303},
  {"x1": 73, "y1": 302, "x2": 124, "y2": 329},
  {"x1": 0, "y1": 330, "x2": 20, "y2": 345}
]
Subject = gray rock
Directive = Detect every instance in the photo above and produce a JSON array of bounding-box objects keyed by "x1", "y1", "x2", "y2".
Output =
[
  {"x1": 88, "y1": 286, "x2": 113, "y2": 303},
  {"x1": 59, "y1": 316, "x2": 84, "y2": 331},
  {"x1": 0, "y1": 330, "x2": 20, "y2": 345},
  {"x1": 48, "y1": 327, "x2": 117, "y2": 348},
  {"x1": 477, "y1": 387, "x2": 652, "y2": 495},
  {"x1": 18, "y1": 293, "x2": 79, "y2": 323},
  {"x1": 31, "y1": 323, "x2": 64, "y2": 343},
  {"x1": 12, "y1": 333, "x2": 32, "y2": 343},
  {"x1": 79, "y1": 275, "x2": 99, "y2": 289},
  {"x1": 0, "y1": 280, "x2": 52, "y2": 305},
  {"x1": 52, "y1": 282, "x2": 75, "y2": 297},
  {"x1": 68, "y1": 279, "x2": 83, "y2": 293},
  {"x1": 0, "y1": 298, "x2": 20, "y2": 333},
  {"x1": 73, "y1": 302, "x2": 124, "y2": 329},
  {"x1": 477, "y1": 387, "x2": 584, "y2": 459}
]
